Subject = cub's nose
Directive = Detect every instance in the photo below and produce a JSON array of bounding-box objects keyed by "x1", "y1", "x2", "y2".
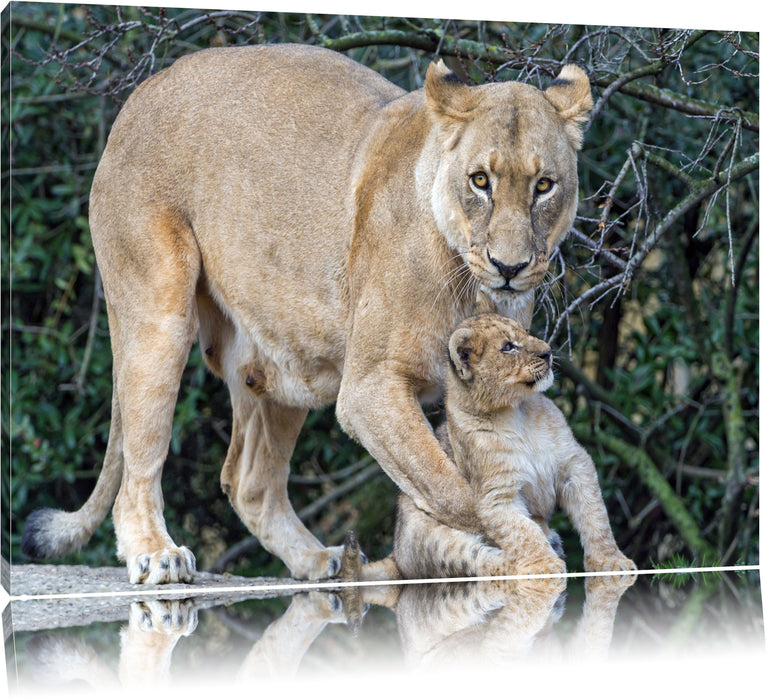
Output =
[
  {"x1": 539, "y1": 350, "x2": 552, "y2": 367},
  {"x1": 489, "y1": 254, "x2": 531, "y2": 283}
]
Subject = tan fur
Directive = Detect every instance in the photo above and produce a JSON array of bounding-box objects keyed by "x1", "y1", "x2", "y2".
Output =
[
  {"x1": 392, "y1": 314, "x2": 636, "y2": 578},
  {"x1": 21, "y1": 44, "x2": 592, "y2": 584}
]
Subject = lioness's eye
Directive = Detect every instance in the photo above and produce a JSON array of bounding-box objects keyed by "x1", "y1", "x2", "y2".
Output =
[
  {"x1": 535, "y1": 177, "x2": 553, "y2": 194},
  {"x1": 471, "y1": 172, "x2": 490, "y2": 190}
]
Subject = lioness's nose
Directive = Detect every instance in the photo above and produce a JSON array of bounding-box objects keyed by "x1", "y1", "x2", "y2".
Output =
[{"x1": 489, "y1": 255, "x2": 531, "y2": 282}]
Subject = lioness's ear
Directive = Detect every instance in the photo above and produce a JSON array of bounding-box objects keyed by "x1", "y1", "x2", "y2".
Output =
[
  {"x1": 449, "y1": 327, "x2": 475, "y2": 382},
  {"x1": 543, "y1": 65, "x2": 594, "y2": 150},
  {"x1": 425, "y1": 60, "x2": 479, "y2": 123}
]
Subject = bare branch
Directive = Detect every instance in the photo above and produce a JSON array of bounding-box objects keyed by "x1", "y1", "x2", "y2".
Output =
[{"x1": 548, "y1": 153, "x2": 759, "y2": 346}]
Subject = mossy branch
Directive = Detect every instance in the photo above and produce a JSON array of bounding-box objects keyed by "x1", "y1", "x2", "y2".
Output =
[
  {"x1": 321, "y1": 28, "x2": 516, "y2": 65},
  {"x1": 320, "y1": 27, "x2": 758, "y2": 132},
  {"x1": 593, "y1": 78, "x2": 758, "y2": 133},
  {"x1": 576, "y1": 426, "x2": 716, "y2": 561},
  {"x1": 711, "y1": 351, "x2": 748, "y2": 554}
]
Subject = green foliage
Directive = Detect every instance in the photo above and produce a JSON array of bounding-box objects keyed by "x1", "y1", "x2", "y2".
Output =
[
  {"x1": 2, "y1": 5, "x2": 758, "y2": 574},
  {"x1": 650, "y1": 553, "x2": 723, "y2": 587}
]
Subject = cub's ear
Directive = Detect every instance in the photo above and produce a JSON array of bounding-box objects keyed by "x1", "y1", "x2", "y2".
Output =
[
  {"x1": 425, "y1": 59, "x2": 480, "y2": 123},
  {"x1": 543, "y1": 64, "x2": 594, "y2": 150},
  {"x1": 449, "y1": 327, "x2": 475, "y2": 382}
]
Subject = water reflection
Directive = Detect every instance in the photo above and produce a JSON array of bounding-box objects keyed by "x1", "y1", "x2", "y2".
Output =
[
  {"x1": 6, "y1": 571, "x2": 764, "y2": 694},
  {"x1": 365, "y1": 575, "x2": 633, "y2": 669}
]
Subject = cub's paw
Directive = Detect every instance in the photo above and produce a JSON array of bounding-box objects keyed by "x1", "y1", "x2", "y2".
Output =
[
  {"x1": 127, "y1": 546, "x2": 197, "y2": 585},
  {"x1": 516, "y1": 554, "x2": 567, "y2": 577},
  {"x1": 474, "y1": 544, "x2": 507, "y2": 576},
  {"x1": 128, "y1": 600, "x2": 198, "y2": 637},
  {"x1": 584, "y1": 551, "x2": 637, "y2": 586},
  {"x1": 485, "y1": 573, "x2": 567, "y2": 601},
  {"x1": 584, "y1": 551, "x2": 637, "y2": 573}
]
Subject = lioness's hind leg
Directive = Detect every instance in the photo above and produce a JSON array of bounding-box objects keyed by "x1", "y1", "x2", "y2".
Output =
[
  {"x1": 220, "y1": 396, "x2": 344, "y2": 580},
  {"x1": 94, "y1": 208, "x2": 201, "y2": 584}
]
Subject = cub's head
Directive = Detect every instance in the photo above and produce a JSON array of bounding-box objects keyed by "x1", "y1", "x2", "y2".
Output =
[
  {"x1": 424, "y1": 61, "x2": 592, "y2": 300},
  {"x1": 447, "y1": 313, "x2": 553, "y2": 411}
]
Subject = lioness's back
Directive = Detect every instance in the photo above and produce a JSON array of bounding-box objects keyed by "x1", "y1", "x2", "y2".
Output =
[
  {"x1": 89, "y1": 44, "x2": 408, "y2": 364},
  {"x1": 90, "y1": 44, "x2": 405, "y2": 245}
]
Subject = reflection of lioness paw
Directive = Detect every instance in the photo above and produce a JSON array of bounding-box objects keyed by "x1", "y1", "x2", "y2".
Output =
[
  {"x1": 129, "y1": 599, "x2": 199, "y2": 636},
  {"x1": 127, "y1": 546, "x2": 197, "y2": 585},
  {"x1": 294, "y1": 591, "x2": 349, "y2": 624}
]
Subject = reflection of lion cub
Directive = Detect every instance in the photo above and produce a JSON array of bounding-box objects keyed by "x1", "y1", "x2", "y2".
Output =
[{"x1": 393, "y1": 313, "x2": 636, "y2": 578}]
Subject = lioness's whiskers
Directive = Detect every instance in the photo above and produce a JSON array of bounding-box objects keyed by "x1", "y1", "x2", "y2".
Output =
[
  {"x1": 451, "y1": 268, "x2": 478, "y2": 312},
  {"x1": 430, "y1": 259, "x2": 472, "y2": 313}
]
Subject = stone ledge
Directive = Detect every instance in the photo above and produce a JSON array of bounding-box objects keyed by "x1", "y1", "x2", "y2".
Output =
[
  {"x1": 4, "y1": 563, "x2": 312, "y2": 635},
  {"x1": 9, "y1": 563, "x2": 299, "y2": 597}
]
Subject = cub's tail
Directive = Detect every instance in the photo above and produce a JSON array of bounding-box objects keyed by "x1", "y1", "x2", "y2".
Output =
[{"x1": 21, "y1": 394, "x2": 123, "y2": 560}]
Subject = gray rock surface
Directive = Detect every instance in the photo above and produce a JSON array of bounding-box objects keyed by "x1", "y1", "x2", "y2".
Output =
[{"x1": 5, "y1": 563, "x2": 313, "y2": 635}]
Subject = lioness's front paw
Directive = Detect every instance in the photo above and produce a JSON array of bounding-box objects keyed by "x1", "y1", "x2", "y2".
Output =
[
  {"x1": 127, "y1": 546, "x2": 197, "y2": 584},
  {"x1": 129, "y1": 599, "x2": 198, "y2": 636},
  {"x1": 288, "y1": 545, "x2": 345, "y2": 580}
]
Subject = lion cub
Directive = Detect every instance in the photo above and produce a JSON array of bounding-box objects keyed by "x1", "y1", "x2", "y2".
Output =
[{"x1": 393, "y1": 313, "x2": 636, "y2": 578}]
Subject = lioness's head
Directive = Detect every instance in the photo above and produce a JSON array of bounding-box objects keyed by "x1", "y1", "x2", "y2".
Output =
[
  {"x1": 447, "y1": 313, "x2": 553, "y2": 411},
  {"x1": 424, "y1": 61, "x2": 593, "y2": 297}
]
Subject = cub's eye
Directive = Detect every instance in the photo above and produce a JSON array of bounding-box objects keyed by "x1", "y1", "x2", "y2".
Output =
[
  {"x1": 535, "y1": 177, "x2": 553, "y2": 195},
  {"x1": 471, "y1": 171, "x2": 490, "y2": 190},
  {"x1": 501, "y1": 341, "x2": 520, "y2": 353}
]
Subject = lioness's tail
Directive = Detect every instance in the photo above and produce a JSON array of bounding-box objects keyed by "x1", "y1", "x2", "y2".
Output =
[{"x1": 21, "y1": 393, "x2": 123, "y2": 560}]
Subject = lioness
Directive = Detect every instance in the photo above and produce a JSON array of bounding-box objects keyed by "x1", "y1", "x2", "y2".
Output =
[
  {"x1": 390, "y1": 314, "x2": 636, "y2": 578},
  {"x1": 22, "y1": 44, "x2": 593, "y2": 584}
]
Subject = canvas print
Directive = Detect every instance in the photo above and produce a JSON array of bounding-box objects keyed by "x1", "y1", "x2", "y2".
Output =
[{"x1": 1, "y1": 2, "x2": 762, "y2": 694}]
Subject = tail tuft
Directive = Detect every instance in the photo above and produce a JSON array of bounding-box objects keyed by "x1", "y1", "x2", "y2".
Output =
[{"x1": 21, "y1": 508, "x2": 86, "y2": 560}]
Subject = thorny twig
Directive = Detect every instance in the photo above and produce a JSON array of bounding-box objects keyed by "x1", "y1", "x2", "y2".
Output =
[{"x1": 546, "y1": 153, "x2": 759, "y2": 348}]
